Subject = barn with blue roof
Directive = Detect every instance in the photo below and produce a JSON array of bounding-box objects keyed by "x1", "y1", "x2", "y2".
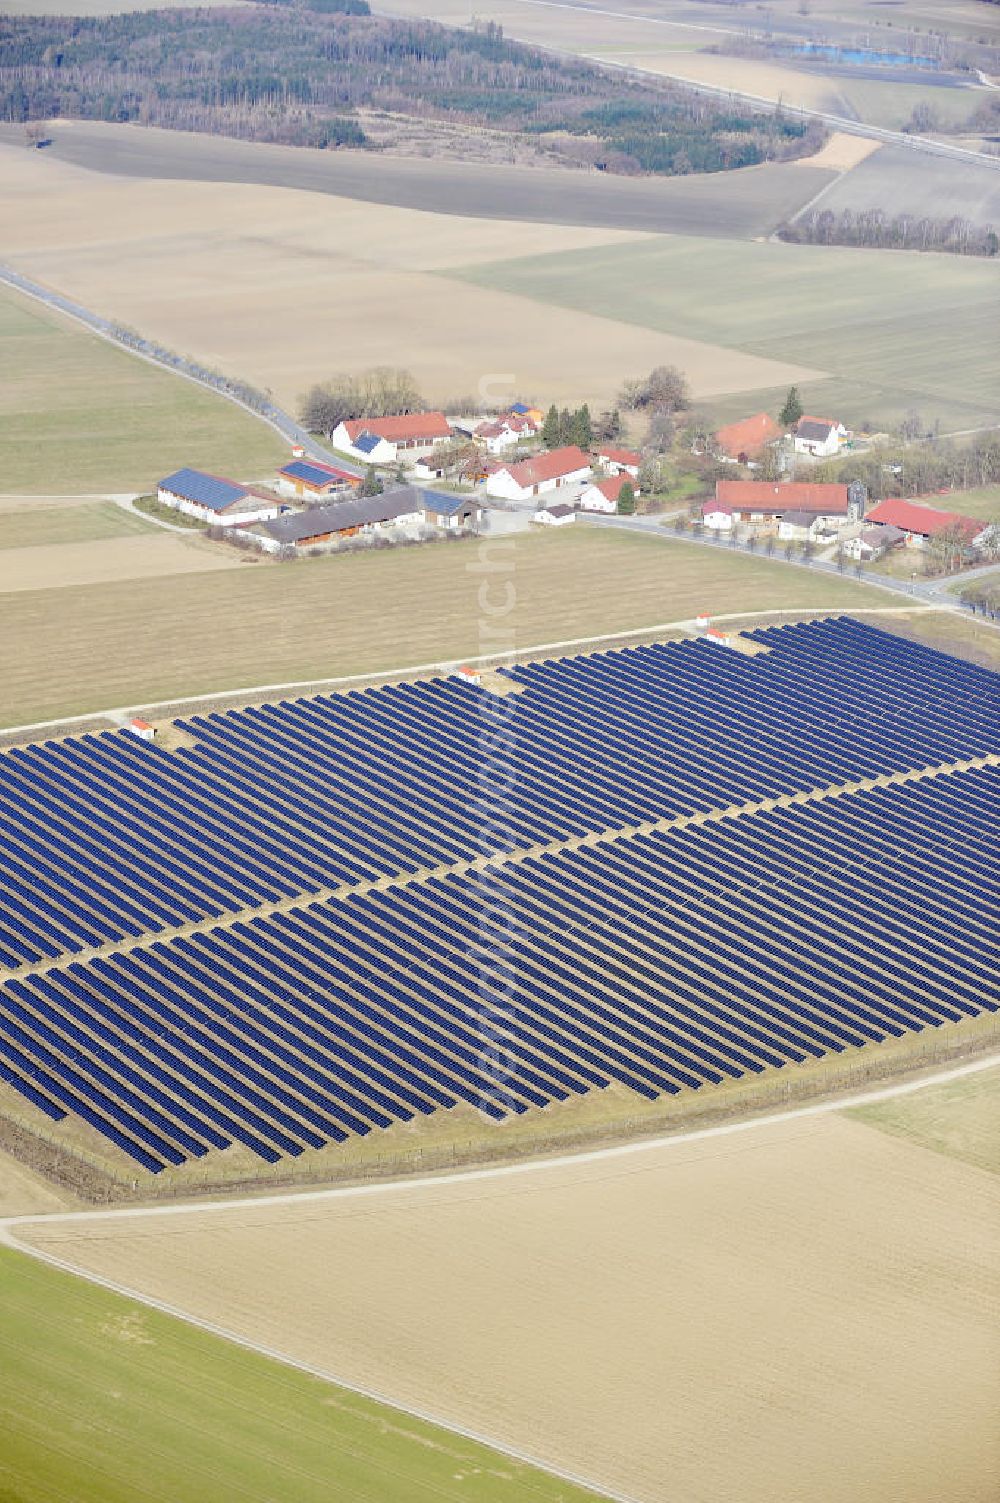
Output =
[
  {"x1": 277, "y1": 457, "x2": 363, "y2": 500},
  {"x1": 157, "y1": 468, "x2": 280, "y2": 527}
]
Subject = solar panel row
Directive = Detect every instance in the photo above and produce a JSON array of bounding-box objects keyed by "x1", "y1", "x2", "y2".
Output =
[
  {"x1": 0, "y1": 761, "x2": 994, "y2": 1171},
  {"x1": 0, "y1": 616, "x2": 997, "y2": 971}
]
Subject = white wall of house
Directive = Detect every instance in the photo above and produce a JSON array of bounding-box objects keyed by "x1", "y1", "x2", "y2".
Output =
[
  {"x1": 703, "y1": 507, "x2": 736, "y2": 531},
  {"x1": 480, "y1": 426, "x2": 523, "y2": 454},
  {"x1": 487, "y1": 462, "x2": 591, "y2": 502},
  {"x1": 157, "y1": 486, "x2": 278, "y2": 527},
  {"x1": 597, "y1": 455, "x2": 639, "y2": 477},
  {"x1": 578, "y1": 484, "x2": 618, "y2": 513},
  {"x1": 534, "y1": 508, "x2": 576, "y2": 526},
  {"x1": 794, "y1": 424, "x2": 846, "y2": 459},
  {"x1": 329, "y1": 425, "x2": 397, "y2": 464}
]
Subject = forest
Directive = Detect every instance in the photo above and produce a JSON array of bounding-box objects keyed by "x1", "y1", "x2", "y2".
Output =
[{"x1": 0, "y1": 8, "x2": 821, "y2": 174}]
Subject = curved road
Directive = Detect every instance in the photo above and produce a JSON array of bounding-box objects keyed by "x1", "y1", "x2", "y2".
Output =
[{"x1": 0, "y1": 262, "x2": 349, "y2": 471}]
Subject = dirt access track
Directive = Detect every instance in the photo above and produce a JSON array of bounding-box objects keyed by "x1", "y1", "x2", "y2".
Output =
[{"x1": 9, "y1": 1060, "x2": 1000, "y2": 1503}]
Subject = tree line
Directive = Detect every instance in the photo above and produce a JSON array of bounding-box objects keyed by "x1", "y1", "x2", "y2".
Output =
[
  {"x1": 809, "y1": 433, "x2": 1000, "y2": 507},
  {"x1": 779, "y1": 209, "x2": 999, "y2": 257},
  {"x1": 0, "y1": 9, "x2": 824, "y2": 175},
  {"x1": 300, "y1": 368, "x2": 425, "y2": 439}
]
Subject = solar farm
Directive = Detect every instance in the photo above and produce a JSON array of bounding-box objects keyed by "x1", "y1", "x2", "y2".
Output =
[{"x1": 0, "y1": 615, "x2": 997, "y2": 1183}]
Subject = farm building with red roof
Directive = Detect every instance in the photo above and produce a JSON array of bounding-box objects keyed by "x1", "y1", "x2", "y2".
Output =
[
  {"x1": 596, "y1": 446, "x2": 641, "y2": 477},
  {"x1": 714, "y1": 413, "x2": 783, "y2": 463},
  {"x1": 864, "y1": 498, "x2": 986, "y2": 545},
  {"x1": 485, "y1": 445, "x2": 592, "y2": 502},
  {"x1": 579, "y1": 474, "x2": 639, "y2": 513},
  {"x1": 331, "y1": 412, "x2": 452, "y2": 463},
  {"x1": 705, "y1": 479, "x2": 866, "y2": 532}
]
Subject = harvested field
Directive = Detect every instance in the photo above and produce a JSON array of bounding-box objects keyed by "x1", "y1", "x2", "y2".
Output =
[
  {"x1": 453, "y1": 232, "x2": 1000, "y2": 432},
  {"x1": 0, "y1": 136, "x2": 823, "y2": 417},
  {"x1": 16, "y1": 1106, "x2": 1000, "y2": 1503},
  {"x1": 848, "y1": 1068, "x2": 1000, "y2": 1176},
  {"x1": 0, "y1": 533, "x2": 245, "y2": 595},
  {"x1": 0, "y1": 1248, "x2": 601, "y2": 1503},
  {"x1": 0, "y1": 119, "x2": 836, "y2": 238},
  {"x1": 0, "y1": 499, "x2": 154, "y2": 550},
  {"x1": 791, "y1": 131, "x2": 881, "y2": 172},
  {"x1": 0, "y1": 528, "x2": 891, "y2": 728},
  {"x1": 595, "y1": 47, "x2": 841, "y2": 110},
  {"x1": 0, "y1": 280, "x2": 285, "y2": 494},
  {"x1": 800, "y1": 146, "x2": 1000, "y2": 232}
]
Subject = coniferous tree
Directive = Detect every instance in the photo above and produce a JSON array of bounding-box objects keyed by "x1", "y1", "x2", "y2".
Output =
[
  {"x1": 779, "y1": 385, "x2": 803, "y2": 427},
  {"x1": 617, "y1": 481, "x2": 636, "y2": 515},
  {"x1": 542, "y1": 404, "x2": 560, "y2": 447}
]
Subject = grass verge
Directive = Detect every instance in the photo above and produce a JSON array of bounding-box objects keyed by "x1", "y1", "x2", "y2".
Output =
[
  {"x1": 132, "y1": 494, "x2": 207, "y2": 530},
  {"x1": 0, "y1": 501, "x2": 156, "y2": 550},
  {"x1": 846, "y1": 1066, "x2": 1000, "y2": 1176}
]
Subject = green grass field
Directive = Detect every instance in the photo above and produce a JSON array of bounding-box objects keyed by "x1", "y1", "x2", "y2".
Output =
[
  {"x1": 0, "y1": 527, "x2": 893, "y2": 727},
  {"x1": 835, "y1": 80, "x2": 979, "y2": 133},
  {"x1": 935, "y1": 486, "x2": 1000, "y2": 522},
  {"x1": 0, "y1": 286, "x2": 286, "y2": 494},
  {"x1": 847, "y1": 1068, "x2": 1000, "y2": 1176},
  {"x1": 0, "y1": 1246, "x2": 602, "y2": 1503},
  {"x1": 0, "y1": 501, "x2": 157, "y2": 550},
  {"x1": 448, "y1": 237, "x2": 1000, "y2": 434}
]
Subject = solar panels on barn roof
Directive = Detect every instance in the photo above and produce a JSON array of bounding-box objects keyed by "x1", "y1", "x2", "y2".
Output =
[
  {"x1": 421, "y1": 490, "x2": 470, "y2": 515},
  {"x1": 159, "y1": 467, "x2": 249, "y2": 511},
  {"x1": 354, "y1": 433, "x2": 383, "y2": 455},
  {"x1": 281, "y1": 459, "x2": 360, "y2": 487}
]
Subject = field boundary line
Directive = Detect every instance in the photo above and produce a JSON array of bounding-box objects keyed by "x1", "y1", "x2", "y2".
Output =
[
  {"x1": 0, "y1": 603, "x2": 949, "y2": 737},
  {"x1": 4, "y1": 1051, "x2": 997, "y2": 1233},
  {"x1": 0, "y1": 265, "x2": 336, "y2": 468},
  {"x1": 0, "y1": 1241, "x2": 641, "y2": 1503},
  {"x1": 1, "y1": 1057, "x2": 995, "y2": 1503}
]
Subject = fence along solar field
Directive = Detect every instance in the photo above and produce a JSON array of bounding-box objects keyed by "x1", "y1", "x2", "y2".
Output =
[{"x1": 0, "y1": 617, "x2": 996, "y2": 1179}]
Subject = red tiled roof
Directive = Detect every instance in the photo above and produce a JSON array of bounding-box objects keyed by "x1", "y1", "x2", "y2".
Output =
[
  {"x1": 500, "y1": 445, "x2": 592, "y2": 488},
  {"x1": 796, "y1": 414, "x2": 837, "y2": 432},
  {"x1": 343, "y1": 412, "x2": 451, "y2": 442},
  {"x1": 714, "y1": 413, "x2": 782, "y2": 458},
  {"x1": 712, "y1": 480, "x2": 849, "y2": 515},
  {"x1": 865, "y1": 498, "x2": 982, "y2": 538},
  {"x1": 598, "y1": 447, "x2": 640, "y2": 466},
  {"x1": 588, "y1": 474, "x2": 634, "y2": 502}
]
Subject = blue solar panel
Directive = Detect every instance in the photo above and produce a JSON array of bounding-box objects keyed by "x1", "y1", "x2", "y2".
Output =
[
  {"x1": 158, "y1": 467, "x2": 249, "y2": 511},
  {"x1": 0, "y1": 616, "x2": 997, "y2": 1171}
]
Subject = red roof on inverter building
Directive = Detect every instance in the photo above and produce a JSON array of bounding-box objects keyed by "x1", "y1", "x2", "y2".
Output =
[{"x1": 712, "y1": 480, "x2": 849, "y2": 515}]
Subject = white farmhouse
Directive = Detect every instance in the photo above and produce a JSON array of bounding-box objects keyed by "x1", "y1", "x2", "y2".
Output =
[
  {"x1": 486, "y1": 445, "x2": 592, "y2": 503},
  {"x1": 595, "y1": 446, "x2": 641, "y2": 478},
  {"x1": 579, "y1": 474, "x2": 638, "y2": 513},
  {"x1": 330, "y1": 413, "x2": 452, "y2": 465},
  {"x1": 793, "y1": 416, "x2": 848, "y2": 459},
  {"x1": 533, "y1": 502, "x2": 577, "y2": 526}
]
